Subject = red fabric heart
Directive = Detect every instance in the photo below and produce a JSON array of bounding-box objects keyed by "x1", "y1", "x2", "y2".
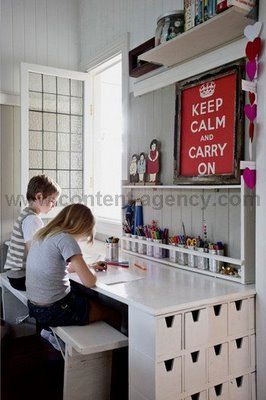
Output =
[
  {"x1": 249, "y1": 122, "x2": 254, "y2": 142},
  {"x1": 243, "y1": 168, "x2": 256, "y2": 190},
  {"x1": 249, "y1": 92, "x2": 256, "y2": 105},
  {"x1": 246, "y1": 37, "x2": 262, "y2": 60},
  {"x1": 244, "y1": 104, "x2": 257, "y2": 122}
]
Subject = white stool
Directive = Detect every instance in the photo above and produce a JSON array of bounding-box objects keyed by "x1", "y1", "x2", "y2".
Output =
[{"x1": 51, "y1": 322, "x2": 128, "y2": 400}]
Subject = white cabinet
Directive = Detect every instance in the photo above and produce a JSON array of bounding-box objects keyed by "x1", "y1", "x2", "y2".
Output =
[{"x1": 129, "y1": 294, "x2": 255, "y2": 400}]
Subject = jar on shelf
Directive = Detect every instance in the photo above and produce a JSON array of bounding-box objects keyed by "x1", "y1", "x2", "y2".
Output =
[
  {"x1": 197, "y1": 247, "x2": 209, "y2": 270},
  {"x1": 209, "y1": 249, "x2": 224, "y2": 273},
  {"x1": 146, "y1": 238, "x2": 154, "y2": 257},
  {"x1": 155, "y1": 10, "x2": 184, "y2": 46},
  {"x1": 177, "y1": 244, "x2": 188, "y2": 265},
  {"x1": 137, "y1": 236, "x2": 147, "y2": 255},
  {"x1": 131, "y1": 234, "x2": 138, "y2": 253},
  {"x1": 187, "y1": 245, "x2": 197, "y2": 268},
  {"x1": 153, "y1": 239, "x2": 163, "y2": 259},
  {"x1": 124, "y1": 233, "x2": 131, "y2": 251}
]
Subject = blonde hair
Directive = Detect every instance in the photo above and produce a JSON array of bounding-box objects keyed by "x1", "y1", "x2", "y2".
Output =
[{"x1": 35, "y1": 204, "x2": 95, "y2": 242}]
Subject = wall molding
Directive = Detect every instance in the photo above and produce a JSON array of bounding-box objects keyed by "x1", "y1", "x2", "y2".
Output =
[
  {"x1": 0, "y1": 92, "x2": 20, "y2": 106},
  {"x1": 80, "y1": 33, "x2": 129, "y2": 72}
]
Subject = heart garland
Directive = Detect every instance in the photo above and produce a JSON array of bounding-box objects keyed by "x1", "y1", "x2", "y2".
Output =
[
  {"x1": 244, "y1": 27, "x2": 262, "y2": 144},
  {"x1": 242, "y1": 22, "x2": 263, "y2": 190},
  {"x1": 243, "y1": 168, "x2": 256, "y2": 190}
]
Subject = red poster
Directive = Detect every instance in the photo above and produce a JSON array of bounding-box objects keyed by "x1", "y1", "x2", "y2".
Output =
[{"x1": 179, "y1": 72, "x2": 237, "y2": 177}]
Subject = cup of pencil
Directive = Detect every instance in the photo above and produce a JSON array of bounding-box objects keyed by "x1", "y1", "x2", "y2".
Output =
[{"x1": 105, "y1": 237, "x2": 119, "y2": 262}]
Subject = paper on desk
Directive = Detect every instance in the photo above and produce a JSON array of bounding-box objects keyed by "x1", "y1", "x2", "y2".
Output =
[{"x1": 99, "y1": 273, "x2": 144, "y2": 286}]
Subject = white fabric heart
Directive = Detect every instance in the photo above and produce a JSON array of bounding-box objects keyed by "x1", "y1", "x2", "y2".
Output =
[{"x1": 244, "y1": 22, "x2": 263, "y2": 41}]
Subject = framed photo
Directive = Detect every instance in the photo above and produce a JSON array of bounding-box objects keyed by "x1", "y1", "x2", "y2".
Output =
[{"x1": 174, "y1": 60, "x2": 245, "y2": 185}]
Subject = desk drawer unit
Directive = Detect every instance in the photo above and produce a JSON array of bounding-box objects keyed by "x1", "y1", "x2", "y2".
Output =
[{"x1": 129, "y1": 295, "x2": 255, "y2": 400}]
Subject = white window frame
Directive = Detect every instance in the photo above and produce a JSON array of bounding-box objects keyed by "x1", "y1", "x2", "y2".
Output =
[
  {"x1": 83, "y1": 34, "x2": 129, "y2": 237},
  {"x1": 20, "y1": 62, "x2": 90, "y2": 219}
]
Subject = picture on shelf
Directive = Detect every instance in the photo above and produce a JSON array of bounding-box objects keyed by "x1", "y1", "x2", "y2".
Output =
[
  {"x1": 128, "y1": 139, "x2": 161, "y2": 185},
  {"x1": 174, "y1": 60, "x2": 245, "y2": 184}
]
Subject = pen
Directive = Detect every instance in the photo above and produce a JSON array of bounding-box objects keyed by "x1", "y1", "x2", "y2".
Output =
[
  {"x1": 134, "y1": 262, "x2": 147, "y2": 271},
  {"x1": 106, "y1": 261, "x2": 129, "y2": 268}
]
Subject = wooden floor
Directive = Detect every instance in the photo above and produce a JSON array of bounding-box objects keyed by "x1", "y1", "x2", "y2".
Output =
[
  {"x1": 1, "y1": 332, "x2": 128, "y2": 400},
  {"x1": 1, "y1": 334, "x2": 64, "y2": 400}
]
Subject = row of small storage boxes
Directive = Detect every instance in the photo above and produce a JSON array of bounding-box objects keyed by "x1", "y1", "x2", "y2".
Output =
[
  {"x1": 131, "y1": 346, "x2": 255, "y2": 400},
  {"x1": 141, "y1": 298, "x2": 255, "y2": 360},
  {"x1": 123, "y1": 236, "x2": 223, "y2": 272},
  {"x1": 184, "y1": 373, "x2": 256, "y2": 400}
]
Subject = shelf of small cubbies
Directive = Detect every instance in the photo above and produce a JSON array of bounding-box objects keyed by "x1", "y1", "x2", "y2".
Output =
[
  {"x1": 123, "y1": 248, "x2": 242, "y2": 283},
  {"x1": 138, "y1": 6, "x2": 254, "y2": 68},
  {"x1": 121, "y1": 236, "x2": 242, "y2": 266},
  {"x1": 122, "y1": 185, "x2": 241, "y2": 190}
]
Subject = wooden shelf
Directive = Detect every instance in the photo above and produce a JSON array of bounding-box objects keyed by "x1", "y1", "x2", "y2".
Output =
[
  {"x1": 139, "y1": 7, "x2": 254, "y2": 68},
  {"x1": 122, "y1": 249, "x2": 242, "y2": 284},
  {"x1": 123, "y1": 185, "x2": 241, "y2": 190},
  {"x1": 121, "y1": 236, "x2": 242, "y2": 266}
]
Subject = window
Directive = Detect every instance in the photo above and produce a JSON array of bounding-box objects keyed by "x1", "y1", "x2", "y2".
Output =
[
  {"x1": 87, "y1": 55, "x2": 123, "y2": 234},
  {"x1": 21, "y1": 64, "x2": 89, "y2": 218}
]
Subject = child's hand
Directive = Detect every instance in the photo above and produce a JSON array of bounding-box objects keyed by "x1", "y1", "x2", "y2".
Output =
[
  {"x1": 90, "y1": 261, "x2": 107, "y2": 272},
  {"x1": 67, "y1": 262, "x2": 76, "y2": 273}
]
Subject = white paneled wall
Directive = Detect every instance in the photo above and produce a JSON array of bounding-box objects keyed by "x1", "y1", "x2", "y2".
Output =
[
  {"x1": 0, "y1": 0, "x2": 79, "y2": 94},
  {"x1": 79, "y1": 0, "x2": 242, "y2": 257},
  {"x1": 0, "y1": 0, "x2": 80, "y2": 265},
  {"x1": 79, "y1": 0, "x2": 183, "y2": 67}
]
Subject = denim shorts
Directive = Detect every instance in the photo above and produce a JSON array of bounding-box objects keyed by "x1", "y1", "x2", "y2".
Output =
[{"x1": 28, "y1": 289, "x2": 89, "y2": 328}]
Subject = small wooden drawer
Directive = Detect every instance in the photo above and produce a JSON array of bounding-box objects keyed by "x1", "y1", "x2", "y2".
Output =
[
  {"x1": 129, "y1": 349, "x2": 182, "y2": 400},
  {"x1": 185, "y1": 308, "x2": 208, "y2": 349},
  {"x1": 208, "y1": 342, "x2": 229, "y2": 383},
  {"x1": 208, "y1": 303, "x2": 228, "y2": 343},
  {"x1": 156, "y1": 357, "x2": 182, "y2": 400},
  {"x1": 228, "y1": 299, "x2": 250, "y2": 336},
  {"x1": 229, "y1": 336, "x2": 249, "y2": 375},
  {"x1": 250, "y1": 334, "x2": 256, "y2": 369},
  {"x1": 129, "y1": 309, "x2": 181, "y2": 361},
  {"x1": 209, "y1": 382, "x2": 229, "y2": 400},
  {"x1": 185, "y1": 390, "x2": 207, "y2": 400},
  {"x1": 156, "y1": 314, "x2": 182, "y2": 359},
  {"x1": 229, "y1": 374, "x2": 250, "y2": 400},
  {"x1": 185, "y1": 349, "x2": 207, "y2": 392}
]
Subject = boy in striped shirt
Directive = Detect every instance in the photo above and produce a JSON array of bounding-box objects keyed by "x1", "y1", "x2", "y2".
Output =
[{"x1": 4, "y1": 174, "x2": 60, "y2": 291}]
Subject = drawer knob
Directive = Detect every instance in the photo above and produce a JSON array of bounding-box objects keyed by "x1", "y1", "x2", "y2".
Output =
[
  {"x1": 214, "y1": 383, "x2": 223, "y2": 396},
  {"x1": 235, "y1": 300, "x2": 243, "y2": 311},
  {"x1": 236, "y1": 376, "x2": 244, "y2": 387},
  {"x1": 236, "y1": 338, "x2": 243, "y2": 348},
  {"x1": 165, "y1": 315, "x2": 174, "y2": 328},
  {"x1": 191, "y1": 350, "x2": 199, "y2": 363},
  {"x1": 164, "y1": 358, "x2": 174, "y2": 371},
  {"x1": 214, "y1": 344, "x2": 222, "y2": 355},
  {"x1": 192, "y1": 310, "x2": 200, "y2": 322},
  {"x1": 213, "y1": 304, "x2": 222, "y2": 316}
]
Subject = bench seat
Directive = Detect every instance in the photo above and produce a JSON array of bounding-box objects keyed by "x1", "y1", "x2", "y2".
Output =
[{"x1": 53, "y1": 321, "x2": 128, "y2": 355}]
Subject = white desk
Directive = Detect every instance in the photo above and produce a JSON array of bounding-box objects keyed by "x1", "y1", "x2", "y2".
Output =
[
  {"x1": 1, "y1": 241, "x2": 256, "y2": 399},
  {"x1": 74, "y1": 241, "x2": 256, "y2": 400}
]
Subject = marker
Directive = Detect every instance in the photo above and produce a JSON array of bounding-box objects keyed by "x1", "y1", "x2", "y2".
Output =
[
  {"x1": 134, "y1": 262, "x2": 147, "y2": 271},
  {"x1": 106, "y1": 261, "x2": 129, "y2": 268}
]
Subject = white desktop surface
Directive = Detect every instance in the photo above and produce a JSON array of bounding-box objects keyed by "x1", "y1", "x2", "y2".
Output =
[{"x1": 70, "y1": 240, "x2": 256, "y2": 316}]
